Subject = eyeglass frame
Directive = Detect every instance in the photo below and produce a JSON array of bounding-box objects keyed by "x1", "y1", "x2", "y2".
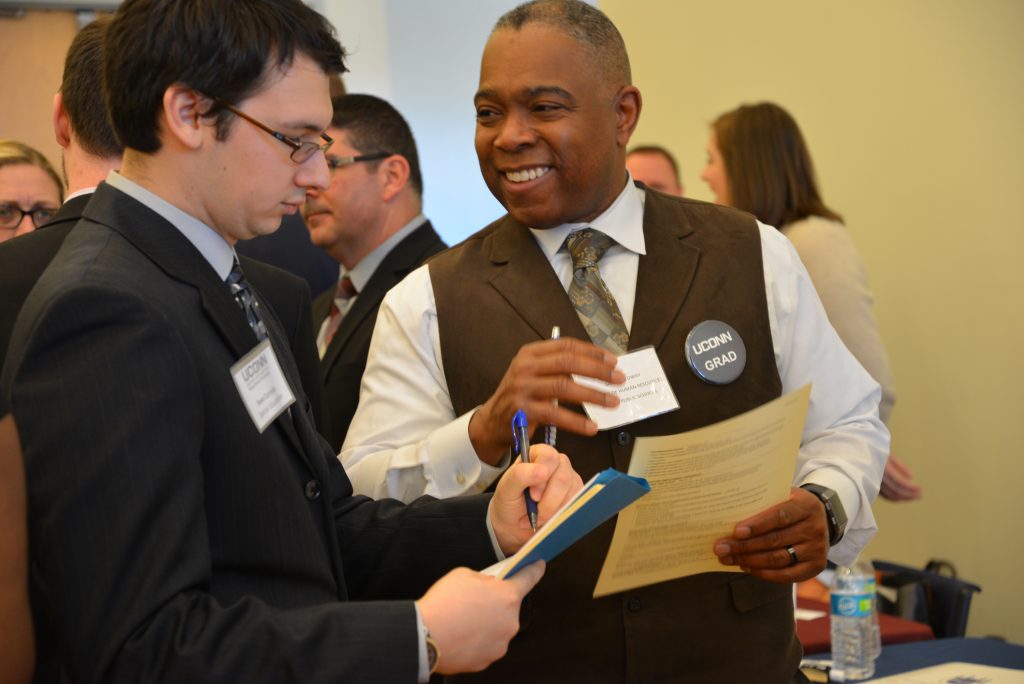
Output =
[
  {"x1": 216, "y1": 100, "x2": 334, "y2": 163},
  {"x1": 0, "y1": 203, "x2": 59, "y2": 230},
  {"x1": 326, "y1": 152, "x2": 393, "y2": 171}
]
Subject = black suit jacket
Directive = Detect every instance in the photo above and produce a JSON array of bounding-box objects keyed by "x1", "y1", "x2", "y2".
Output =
[
  {"x1": 0, "y1": 193, "x2": 89, "y2": 367},
  {"x1": 313, "y1": 220, "x2": 446, "y2": 451},
  {"x1": 1, "y1": 184, "x2": 494, "y2": 682},
  {"x1": 0, "y1": 192, "x2": 325, "y2": 430}
]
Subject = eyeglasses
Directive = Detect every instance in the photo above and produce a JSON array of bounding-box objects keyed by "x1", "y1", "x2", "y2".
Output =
[
  {"x1": 326, "y1": 152, "x2": 393, "y2": 171},
  {"x1": 0, "y1": 203, "x2": 58, "y2": 230},
  {"x1": 218, "y1": 101, "x2": 333, "y2": 163}
]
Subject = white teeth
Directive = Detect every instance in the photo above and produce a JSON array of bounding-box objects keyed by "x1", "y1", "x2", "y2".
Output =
[{"x1": 505, "y1": 167, "x2": 550, "y2": 183}]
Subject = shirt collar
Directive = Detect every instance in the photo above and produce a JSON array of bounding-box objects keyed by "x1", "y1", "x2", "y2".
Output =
[
  {"x1": 106, "y1": 170, "x2": 236, "y2": 280},
  {"x1": 528, "y1": 173, "x2": 647, "y2": 259},
  {"x1": 64, "y1": 187, "x2": 97, "y2": 203},
  {"x1": 344, "y1": 213, "x2": 427, "y2": 293}
]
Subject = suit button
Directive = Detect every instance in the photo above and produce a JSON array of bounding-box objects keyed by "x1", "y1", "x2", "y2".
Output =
[
  {"x1": 627, "y1": 597, "x2": 642, "y2": 612},
  {"x1": 304, "y1": 480, "x2": 321, "y2": 500},
  {"x1": 616, "y1": 431, "x2": 633, "y2": 447}
]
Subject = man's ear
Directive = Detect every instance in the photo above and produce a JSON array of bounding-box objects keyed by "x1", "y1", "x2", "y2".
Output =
[
  {"x1": 161, "y1": 85, "x2": 210, "y2": 151},
  {"x1": 52, "y1": 93, "x2": 71, "y2": 149},
  {"x1": 614, "y1": 85, "x2": 642, "y2": 148},
  {"x1": 379, "y1": 154, "x2": 411, "y2": 202}
]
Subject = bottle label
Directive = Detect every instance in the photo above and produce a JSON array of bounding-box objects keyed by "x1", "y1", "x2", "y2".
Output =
[{"x1": 831, "y1": 593, "x2": 872, "y2": 618}]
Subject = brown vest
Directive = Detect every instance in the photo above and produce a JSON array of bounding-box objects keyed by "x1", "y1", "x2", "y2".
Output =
[{"x1": 432, "y1": 189, "x2": 800, "y2": 683}]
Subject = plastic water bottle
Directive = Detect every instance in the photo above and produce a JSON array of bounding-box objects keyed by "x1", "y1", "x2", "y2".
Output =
[
  {"x1": 830, "y1": 564, "x2": 876, "y2": 680},
  {"x1": 856, "y1": 559, "x2": 882, "y2": 661}
]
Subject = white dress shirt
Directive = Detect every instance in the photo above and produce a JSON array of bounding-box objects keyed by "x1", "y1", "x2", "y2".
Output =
[{"x1": 341, "y1": 180, "x2": 888, "y2": 566}]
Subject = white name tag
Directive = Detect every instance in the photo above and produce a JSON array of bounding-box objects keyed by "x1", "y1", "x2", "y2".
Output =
[
  {"x1": 230, "y1": 339, "x2": 296, "y2": 433},
  {"x1": 574, "y1": 346, "x2": 680, "y2": 430}
]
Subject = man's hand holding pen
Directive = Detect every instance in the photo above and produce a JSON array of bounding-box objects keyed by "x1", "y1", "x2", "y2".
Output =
[
  {"x1": 490, "y1": 443, "x2": 583, "y2": 555},
  {"x1": 468, "y1": 337, "x2": 625, "y2": 466}
]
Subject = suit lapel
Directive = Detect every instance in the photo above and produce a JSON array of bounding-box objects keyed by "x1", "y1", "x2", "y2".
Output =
[
  {"x1": 321, "y1": 222, "x2": 445, "y2": 371},
  {"x1": 629, "y1": 189, "x2": 701, "y2": 351},
  {"x1": 253, "y1": 289, "x2": 320, "y2": 471},
  {"x1": 84, "y1": 184, "x2": 313, "y2": 463},
  {"x1": 488, "y1": 218, "x2": 590, "y2": 343}
]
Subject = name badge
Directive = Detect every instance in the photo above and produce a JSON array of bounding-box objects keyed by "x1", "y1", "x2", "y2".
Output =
[
  {"x1": 230, "y1": 339, "x2": 296, "y2": 433},
  {"x1": 685, "y1": 320, "x2": 746, "y2": 385},
  {"x1": 574, "y1": 346, "x2": 680, "y2": 430}
]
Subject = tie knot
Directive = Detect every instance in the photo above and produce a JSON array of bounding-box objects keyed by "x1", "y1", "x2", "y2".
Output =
[
  {"x1": 565, "y1": 229, "x2": 615, "y2": 270},
  {"x1": 226, "y1": 259, "x2": 246, "y2": 288},
  {"x1": 336, "y1": 275, "x2": 357, "y2": 300}
]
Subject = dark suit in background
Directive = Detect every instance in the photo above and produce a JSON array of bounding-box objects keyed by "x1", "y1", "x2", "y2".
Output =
[
  {"x1": 2, "y1": 183, "x2": 494, "y2": 682},
  {"x1": 236, "y1": 212, "x2": 338, "y2": 299},
  {"x1": 313, "y1": 220, "x2": 446, "y2": 451},
  {"x1": 0, "y1": 192, "x2": 325, "y2": 429}
]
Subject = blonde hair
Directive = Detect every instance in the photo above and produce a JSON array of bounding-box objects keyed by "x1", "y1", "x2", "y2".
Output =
[{"x1": 0, "y1": 140, "x2": 65, "y2": 204}]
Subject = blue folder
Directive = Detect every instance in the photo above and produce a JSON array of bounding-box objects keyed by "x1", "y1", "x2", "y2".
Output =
[{"x1": 496, "y1": 468, "x2": 650, "y2": 579}]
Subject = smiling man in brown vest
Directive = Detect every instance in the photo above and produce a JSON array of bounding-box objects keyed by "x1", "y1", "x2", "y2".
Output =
[{"x1": 341, "y1": 1, "x2": 888, "y2": 681}]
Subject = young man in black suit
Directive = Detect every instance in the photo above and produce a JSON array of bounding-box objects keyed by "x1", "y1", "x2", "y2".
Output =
[
  {"x1": 1, "y1": 1, "x2": 580, "y2": 681},
  {"x1": 0, "y1": 17, "x2": 326, "y2": 426},
  {"x1": 304, "y1": 94, "x2": 447, "y2": 452}
]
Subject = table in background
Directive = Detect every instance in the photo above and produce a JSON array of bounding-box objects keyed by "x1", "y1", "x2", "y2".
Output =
[
  {"x1": 797, "y1": 598, "x2": 935, "y2": 654},
  {"x1": 804, "y1": 638, "x2": 1024, "y2": 680}
]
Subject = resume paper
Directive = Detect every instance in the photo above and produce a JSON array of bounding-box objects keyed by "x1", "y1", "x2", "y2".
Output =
[{"x1": 592, "y1": 385, "x2": 811, "y2": 597}]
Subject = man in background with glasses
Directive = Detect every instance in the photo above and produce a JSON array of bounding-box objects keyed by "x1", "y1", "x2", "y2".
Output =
[
  {"x1": 303, "y1": 94, "x2": 446, "y2": 453},
  {"x1": 2, "y1": 1, "x2": 581, "y2": 681}
]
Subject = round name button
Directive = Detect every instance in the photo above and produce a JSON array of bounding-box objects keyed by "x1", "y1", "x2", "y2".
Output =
[{"x1": 685, "y1": 320, "x2": 746, "y2": 385}]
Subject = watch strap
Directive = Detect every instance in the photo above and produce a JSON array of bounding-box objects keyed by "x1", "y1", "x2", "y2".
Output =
[{"x1": 800, "y1": 483, "x2": 846, "y2": 546}]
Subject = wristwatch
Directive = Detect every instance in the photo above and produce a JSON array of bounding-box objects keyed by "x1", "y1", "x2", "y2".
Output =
[
  {"x1": 800, "y1": 483, "x2": 847, "y2": 546},
  {"x1": 426, "y1": 632, "x2": 440, "y2": 675}
]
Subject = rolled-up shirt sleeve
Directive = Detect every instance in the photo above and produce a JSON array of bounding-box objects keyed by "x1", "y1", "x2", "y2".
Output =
[{"x1": 760, "y1": 221, "x2": 889, "y2": 565}]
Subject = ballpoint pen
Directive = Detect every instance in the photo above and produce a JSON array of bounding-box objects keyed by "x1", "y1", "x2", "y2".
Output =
[
  {"x1": 544, "y1": 326, "x2": 560, "y2": 448},
  {"x1": 512, "y1": 409, "x2": 539, "y2": 531}
]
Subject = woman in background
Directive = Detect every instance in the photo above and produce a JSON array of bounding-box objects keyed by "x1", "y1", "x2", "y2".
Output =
[
  {"x1": 0, "y1": 140, "x2": 64, "y2": 244},
  {"x1": 701, "y1": 102, "x2": 920, "y2": 504}
]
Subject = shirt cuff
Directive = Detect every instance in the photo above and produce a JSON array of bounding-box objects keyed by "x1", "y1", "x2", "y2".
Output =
[
  {"x1": 799, "y1": 468, "x2": 870, "y2": 566},
  {"x1": 414, "y1": 602, "x2": 429, "y2": 683},
  {"x1": 485, "y1": 496, "x2": 508, "y2": 561},
  {"x1": 423, "y1": 410, "x2": 507, "y2": 498}
]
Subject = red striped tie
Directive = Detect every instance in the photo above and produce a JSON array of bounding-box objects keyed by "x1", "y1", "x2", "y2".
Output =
[{"x1": 323, "y1": 275, "x2": 357, "y2": 348}]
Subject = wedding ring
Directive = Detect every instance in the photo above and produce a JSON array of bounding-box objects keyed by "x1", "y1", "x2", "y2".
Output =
[{"x1": 786, "y1": 545, "x2": 799, "y2": 566}]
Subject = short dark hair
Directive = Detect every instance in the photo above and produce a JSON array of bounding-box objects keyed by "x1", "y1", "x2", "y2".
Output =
[
  {"x1": 494, "y1": 0, "x2": 631, "y2": 86},
  {"x1": 628, "y1": 144, "x2": 681, "y2": 183},
  {"x1": 331, "y1": 94, "x2": 424, "y2": 197},
  {"x1": 105, "y1": 0, "x2": 347, "y2": 153},
  {"x1": 61, "y1": 16, "x2": 122, "y2": 159},
  {"x1": 712, "y1": 102, "x2": 841, "y2": 228}
]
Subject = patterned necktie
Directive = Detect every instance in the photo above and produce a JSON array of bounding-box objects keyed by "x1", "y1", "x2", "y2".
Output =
[
  {"x1": 564, "y1": 228, "x2": 629, "y2": 355},
  {"x1": 226, "y1": 259, "x2": 268, "y2": 342},
  {"x1": 322, "y1": 275, "x2": 358, "y2": 351}
]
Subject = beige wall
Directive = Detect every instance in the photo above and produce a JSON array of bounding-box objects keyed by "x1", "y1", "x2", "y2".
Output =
[
  {"x1": 602, "y1": 0, "x2": 1024, "y2": 641},
  {"x1": 0, "y1": 11, "x2": 78, "y2": 175}
]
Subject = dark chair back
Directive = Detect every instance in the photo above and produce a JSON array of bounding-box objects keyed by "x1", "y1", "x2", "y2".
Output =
[{"x1": 872, "y1": 559, "x2": 981, "y2": 638}]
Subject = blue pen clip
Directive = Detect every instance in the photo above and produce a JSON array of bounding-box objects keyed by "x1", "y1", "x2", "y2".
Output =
[{"x1": 513, "y1": 409, "x2": 539, "y2": 532}]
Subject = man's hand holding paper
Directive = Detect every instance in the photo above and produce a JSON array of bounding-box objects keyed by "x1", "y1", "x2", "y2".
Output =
[
  {"x1": 713, "y1": 486, "x2": 830, "y2": 583},
  {"x1": 593, "y1": 386, "x2": 813, "y2": 597}
]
